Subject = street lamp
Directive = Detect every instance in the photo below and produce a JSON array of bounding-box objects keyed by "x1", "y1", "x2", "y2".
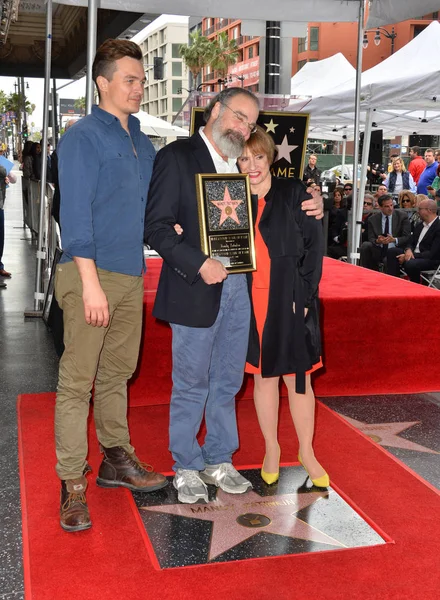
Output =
[{"x1": 363, "y1": 26, "x2": 397, "y2": 55}]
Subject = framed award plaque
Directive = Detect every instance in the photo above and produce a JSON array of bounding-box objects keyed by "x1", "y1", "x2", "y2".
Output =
[{"x1": 195, "y1": 173, "x2": 256, "y2": 274}]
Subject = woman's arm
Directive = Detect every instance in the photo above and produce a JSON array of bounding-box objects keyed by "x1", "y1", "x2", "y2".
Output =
[{"x1": 294, "y1": 188, "x2": 325, "y2": 307}]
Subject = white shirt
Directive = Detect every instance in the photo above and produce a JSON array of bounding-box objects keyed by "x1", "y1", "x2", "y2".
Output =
[
  {"x1": 415, "y1": 216, "x2": 438, "y2": 253},
  {"x1": 199, "y1": 127, "x2": 238, "y2": 174}
]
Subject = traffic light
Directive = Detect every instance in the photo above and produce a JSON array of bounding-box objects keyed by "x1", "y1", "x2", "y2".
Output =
[
  {"x1": 22, "y1": 125, "x2": 28, "y2": 139},
  {"x1": 153, "y1": 57, "x2": 164, "y2": 80}
]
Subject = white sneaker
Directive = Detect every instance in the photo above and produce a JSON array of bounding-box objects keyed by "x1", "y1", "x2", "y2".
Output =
[
  {"x1": 199, "y1": 463, "x2": 252, "y2": 494},
  {"x1": 173, "y1": 469, "x2": 208, "y2": 504}
]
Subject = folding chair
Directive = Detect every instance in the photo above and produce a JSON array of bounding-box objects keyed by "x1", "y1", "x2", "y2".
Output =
[{"x1": 420, "y1": 264, "x2": 440, "y2": 288}]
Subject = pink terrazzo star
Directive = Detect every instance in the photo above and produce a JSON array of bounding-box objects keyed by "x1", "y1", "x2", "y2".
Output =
[
  {"x1": 141, "y1": 489, "x2": 344, "y2": 560},
  {"x1": 211, "y1": 186, "x2": 243, "y2": 226}
]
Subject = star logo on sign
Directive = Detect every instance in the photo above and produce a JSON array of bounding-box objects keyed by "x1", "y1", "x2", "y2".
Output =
[
  {"x1": 290, "y1": 127, "x2": 295, "y2": 133},
  {"x1": 211, "y1": 186, "x2": 242, "y2": 226},
  {"x1": 141, "y1": 489, "x2": 344, "y2": 560},
  {"x1": 275, "y1": 135, "x2": 298, "y2": 164},
  {"x1": 264, "y1": 118, "x2": 278, "y2": 133},
  {"x1": 342, "y1": 416, "x2": 439, "y2": 454}
]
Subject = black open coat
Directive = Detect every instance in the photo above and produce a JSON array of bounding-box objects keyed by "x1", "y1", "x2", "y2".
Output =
[{"x1": 246, "y1": 177, "x2": 324, "y2": 392}]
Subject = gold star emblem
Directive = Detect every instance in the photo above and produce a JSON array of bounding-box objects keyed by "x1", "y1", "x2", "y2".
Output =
[{"x1": 264, "y1": 119, "x2": 278, "y2": 134}]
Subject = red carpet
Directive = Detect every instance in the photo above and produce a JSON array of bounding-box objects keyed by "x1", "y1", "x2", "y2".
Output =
[
  {"x1": 128, "y1": 257, "x2": 440, "y2": 406},
  {"x1": 18, "y1": 393, "x2": 440, "y2": 600}
]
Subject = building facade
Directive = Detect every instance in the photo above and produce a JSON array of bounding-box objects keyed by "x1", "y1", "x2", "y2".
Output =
[
  {"x1": 200, "y1": 18, "x2": 260, "y2": 92},
  {"x1": 136, "y1": 15, "x2": 189, "y2": 122},
  {"x1": 199, "y1": 12, "x2": 439, "y2": 93}
]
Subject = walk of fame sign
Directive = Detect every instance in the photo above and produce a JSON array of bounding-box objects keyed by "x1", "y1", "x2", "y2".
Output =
[
  {"x1": 132, "y1": 467, "x2": 388, "y2": 569},
  {"x1": 195, "y1": 173, "x2": 256, "y2": 273},
  {"x1": 190, "y1": 107, "x2": 309, "y2": 180}
]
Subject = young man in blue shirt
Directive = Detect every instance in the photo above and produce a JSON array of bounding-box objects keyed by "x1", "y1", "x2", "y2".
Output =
[{"x1": 55, "y1": 39, "x2": 167, "y2": 532}]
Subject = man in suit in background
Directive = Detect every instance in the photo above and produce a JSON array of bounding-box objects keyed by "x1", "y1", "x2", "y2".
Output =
[
  {"x1": 387, "y1": 199, "x2": 440, "y2": 282},
  {"x1": 360, "y1": 194, "x2": 410, "y2": 272},
  {"x1": 145, "y1": 88, "x2": 323, "y2": 504}
]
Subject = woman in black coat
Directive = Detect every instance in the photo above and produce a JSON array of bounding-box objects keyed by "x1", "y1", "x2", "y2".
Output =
[{"x1": 237, "y1": 127, "x2": 329, "y2": 488}]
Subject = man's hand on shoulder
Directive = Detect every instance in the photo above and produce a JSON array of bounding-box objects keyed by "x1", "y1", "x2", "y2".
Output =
[
  {"x1": 303, "y1": 186, "x2": 324, "y2": 220},
  {"x1": 199, "y1": 258, "x2": 228, "y2": 285},
  {"x1": 82, "y1": 281, "x2": 109, "y2": 327}
]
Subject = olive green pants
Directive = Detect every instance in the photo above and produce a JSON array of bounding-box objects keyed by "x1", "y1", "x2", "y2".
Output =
[{"x1": 54, "y1": 261, "x2": 144, "y2": 480}]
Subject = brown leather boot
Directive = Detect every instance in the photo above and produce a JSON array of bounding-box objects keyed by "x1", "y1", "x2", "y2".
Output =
[
  {"x1": 96, "y1": 446, "x2": 168, "y2": 492},
  {"x1": 60, "y1": 475, "x2": 91, "y2": 532}
]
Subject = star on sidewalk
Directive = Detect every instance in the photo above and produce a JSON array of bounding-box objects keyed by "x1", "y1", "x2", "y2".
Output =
[
  {"x1": 211, "y1": 186, "x2": 243, "y2": 226},
  {"x1": 275, "y1": 135, "x2": 298, "y2": 164},
  {"x1": 141, "y1": 489, "x2": 344, "y2": 560},
  {"x1": 264, "y1": 118, "x2": 278, "y2": 133},
  {"x1": 342, "y1": 416, "x2": 439, "y2": 454}
]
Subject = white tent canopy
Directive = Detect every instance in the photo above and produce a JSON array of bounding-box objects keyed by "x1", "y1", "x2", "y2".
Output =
[
  {"x1": 135, "y1": 110, "x2": 189, "y2": 137},
  {"x1": 290, "y1": 53, "x2": 356, "y2": 98},
  {"x1": 367, "y1": 0, "x2": 440, "y2": 28},
  {"x1": 303, "y1": 21, "x2": 440, "y2": 136}
]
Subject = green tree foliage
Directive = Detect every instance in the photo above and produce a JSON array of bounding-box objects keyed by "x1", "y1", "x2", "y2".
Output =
[
  {"x1": 74, "y1": 96, "x2": 86, "y2": 111},
  {"x1": 179, "y1": 30, "x2": 214, "y2": 84},
  {"x1": 210, "y1": 32, "x2": 240, "y2": 80}
]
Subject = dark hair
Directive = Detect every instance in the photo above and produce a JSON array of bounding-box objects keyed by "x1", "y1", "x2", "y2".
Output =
[
  {"x1": 22, "y1": 140, "x2": 33, "y2": 157},
  {"x1": 437, "y1": 163, "x2": 440, "y2": 177},
  {"x1": 242, "y1": 125, "x2": 276, "y2": 163},
  {"x1": 92, "y1": 38, "x2": 143, "y2": 88},
  {"x1": 333, "y1": 186, "x2": 346, "y2": 208},
  {"x1": 203, "y1": 88, "x2": 259, "y2": 123},
  {"x1": 378, "y1": 194, "x2": 393, "y2": 206},
  {"x1": 410, "y1": 145, "x2": 420, "y2": 155},
  {"x1": 425, "y1": 147, "x2": 435, "y2": 154}
]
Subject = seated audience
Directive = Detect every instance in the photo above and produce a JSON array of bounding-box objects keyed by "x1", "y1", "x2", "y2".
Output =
[
  {"x1": 387, "y1": 199, "x2": 440, "y2": 283},
  {"x1": 327, "y1": 189, "x2": 348, "y2": 259},
  {"x1": 360, "y1": 194, "x2": 410, "y2": 272},
  {"x1": 374, "y1": 184, "x2": 388, "y2": 206},
  {"x1": 384, "y1": 157, "x2": 416, "y2": 196},
  {"x1": 361, "y1": 193, "x2": 375, "y2": 243},
  {"x1": 398, "y1": 190, "x2": 419, "y2": 232}
]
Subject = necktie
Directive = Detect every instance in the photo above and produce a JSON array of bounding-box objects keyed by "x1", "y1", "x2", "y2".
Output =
[
  {"x1": 382, "y1": 216, "x2": 390, "y2": 257},
  {"x1": 384, "y1": 216, "x2": 389, "y2": 236}
]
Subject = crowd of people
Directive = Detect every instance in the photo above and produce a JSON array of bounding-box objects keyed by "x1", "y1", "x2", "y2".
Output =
[{"x1": 319, "y1": 146, "x2": 440, "y2": 283}]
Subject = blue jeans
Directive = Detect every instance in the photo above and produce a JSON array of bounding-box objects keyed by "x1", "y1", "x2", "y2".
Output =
[{"x1": 169, "y1": 274, "x2": 250, "y2": 471}]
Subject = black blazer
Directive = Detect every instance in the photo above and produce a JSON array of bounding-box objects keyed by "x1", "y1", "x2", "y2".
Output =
[
  {"x1": 145, "y1": 132, "x2": 235, "y2": 327},
  {"x1": 408, "y1": 217, "x2": 440, "y2": 260},
  {"x1": 246, "y1": 177, "x2": 323, "y2": 389},
  {"x1": 367, "y1": 209, "x2": 411, "y2": 248}
]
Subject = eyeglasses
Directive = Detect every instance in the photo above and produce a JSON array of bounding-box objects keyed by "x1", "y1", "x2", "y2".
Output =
[
  {"x1": 219, "y1": 101, "x2": 258, "y2": 134},
  {"x1": 344, "y1": 187, "x2": 353, "y2": 191},
  {"x1": 402, "y1": 198, "x2": 412, "y2": 204},
  {"x1": 364, "y1": 201, "x2": 373, "y2": 206}
]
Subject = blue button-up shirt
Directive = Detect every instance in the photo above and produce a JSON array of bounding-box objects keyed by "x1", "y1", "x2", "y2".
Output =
[
  {"x1": 58, "y1": 105, "x2": 155, "y2": 276},
  {"x1": 417, "y1": 161, "x2": 438, "y2": 195}
]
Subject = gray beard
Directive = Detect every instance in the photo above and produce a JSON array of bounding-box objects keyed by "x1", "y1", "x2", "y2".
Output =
[{"x1": 212, "y1": 124, "x2": 245, "y2": 159}]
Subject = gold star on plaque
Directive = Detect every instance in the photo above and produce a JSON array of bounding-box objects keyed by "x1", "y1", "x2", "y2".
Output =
[{"x1": 264, "y1": 119, "x2": 278, "y2": 133}]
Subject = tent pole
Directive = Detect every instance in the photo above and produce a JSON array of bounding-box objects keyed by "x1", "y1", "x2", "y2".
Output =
[
  {"x1": 26, "y1": 0, "x2": 52, "y2": 316},
  {"x1": 354, "y1": 108, "x2": 373, "y2": 263},
  {"x1": 341, "y1": 136, "x2": 347, "y2": 183},
  {"x1": 86, "y1": 0, "x2": 98, "y2": 115},
  {"x1": 348, "y1": 0, "x2": 365, "y2": 264}
]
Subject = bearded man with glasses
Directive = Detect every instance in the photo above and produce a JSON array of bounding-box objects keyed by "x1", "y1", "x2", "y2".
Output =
[{"x1": 145, "y1": 88, "x2": 323, "y2": 504}]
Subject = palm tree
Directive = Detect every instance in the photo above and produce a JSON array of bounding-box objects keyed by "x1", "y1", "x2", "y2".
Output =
[
  {"x1": 179, "y1": 31, "x2": 214, "y2": 87},
  {"x1": 210, "y1": 32, "x2": 240, "y2": 81},
  {"x1": 74, "y1": 97, "x2": 86, "y2": 112}
]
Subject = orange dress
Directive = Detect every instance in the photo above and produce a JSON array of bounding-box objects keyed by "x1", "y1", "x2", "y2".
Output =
[{"x1": 245, "y1": 198, "x2": 323, "y2": 376}]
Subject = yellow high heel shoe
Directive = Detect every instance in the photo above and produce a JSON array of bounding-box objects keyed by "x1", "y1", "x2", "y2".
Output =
[
  {"x1": 261, "y1": 446, "x2": 281, "y2": 485},
  {"x1": 298, "y1": 454, "x2": 330, "y2": 488}
]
